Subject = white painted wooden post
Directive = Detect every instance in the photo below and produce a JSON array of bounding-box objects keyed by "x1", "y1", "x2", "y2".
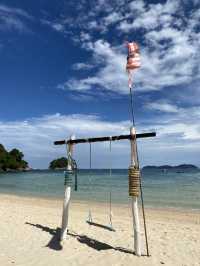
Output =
[
  {"x1": 130, "y1": 126, "x2": 141, "y2": 256},
  {"x1": 60, "y1": 135, "x2": 75, "y2": 241}
]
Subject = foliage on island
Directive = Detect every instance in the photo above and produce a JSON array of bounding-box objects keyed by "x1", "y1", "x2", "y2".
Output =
[
  {"x1": 49, "y1": 157, "x2": 68, "y2": 169},
  {"x1": 0, "y1": 144, "x2": 29, "y2": 172}
]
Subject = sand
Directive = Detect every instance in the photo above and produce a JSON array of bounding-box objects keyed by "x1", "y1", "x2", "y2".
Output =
[{"x1": 0, "y1": 194, "x2": 199, "y2": 266}]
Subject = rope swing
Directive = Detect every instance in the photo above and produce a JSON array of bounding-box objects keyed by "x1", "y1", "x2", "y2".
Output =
[{"x1": 86, "y1": 139, "x2": 115, "y2": 232}]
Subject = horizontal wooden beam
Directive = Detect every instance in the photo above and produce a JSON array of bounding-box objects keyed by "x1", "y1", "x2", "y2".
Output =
[{"x1": 54, "y1": 132, "x2": 156, "y2": 146}]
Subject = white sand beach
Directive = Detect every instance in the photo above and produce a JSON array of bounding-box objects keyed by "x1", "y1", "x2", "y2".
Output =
[{"x1": 0, "y1": 194, "x2": 199, "y2": 266}]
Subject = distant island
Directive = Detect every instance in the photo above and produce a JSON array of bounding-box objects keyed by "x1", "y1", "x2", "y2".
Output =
[
  {"x1": 0, "y1": 144, "x2": 29, "y2": 172},
  {"x1": 49, "y1": 157, "x2": 68, "y2": 170},
  {"x1": 143, "y1": 164, "x2": 199, "y2": 170}
]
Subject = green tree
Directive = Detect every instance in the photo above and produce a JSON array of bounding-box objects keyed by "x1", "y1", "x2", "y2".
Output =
[
  {"x1": 0, "y1": 145, "x2": 7, "y2": 171},
  {"x1": 0, "y1": 144, "x2": 7, "y2": 155},
  {"x1": 49, "y1": 157, "x2": 68, "y2": 169},
  {"x1": 9, "y1": 149, "x2": 24, "y2": 162},
  {"x1": 5, "y1": 155, "x2": 19, "y2": 170},
  {"x1": 0, "y1": 144, "x2": 29, "y2": 171}
]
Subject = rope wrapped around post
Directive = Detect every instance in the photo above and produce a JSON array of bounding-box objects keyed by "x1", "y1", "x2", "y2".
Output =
[
  {"x1": 64, "y1": 170, "x2": 73, "y2": 187},
  {"x1": 129, "y1": 166, "x2": 140, "y2": 197},
  {"x1": 64, "y1": 153, "x2": 78, "y2": 190}
]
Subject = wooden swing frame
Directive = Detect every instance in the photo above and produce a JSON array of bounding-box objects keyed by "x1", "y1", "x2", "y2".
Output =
[{"x1": 54, "y1": 129, "x2": 156, "y2": 255}]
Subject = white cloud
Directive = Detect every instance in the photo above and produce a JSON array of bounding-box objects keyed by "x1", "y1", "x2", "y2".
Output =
[
  {"x1": 103, "y1": 11, "x2": 123, "y2": 26},
  {"x1": 0, "y1": 114, "x2": 130, "y2": 168},
  {"x1": 0, "y1": 4, "x2": 32, "y2": 19},
  {"x1": 119, "y1": 1, "x2": 179, "y2": 32},
  {"x1": 72, "y1": 62, "x2": 93, "y2": 70},
  {"x1": 0, "y1": 110, "x2": 200, "y2": 168},
  {"x1": 80, "y1": 32, "x2": 91, "y2": 41},
  {"x1": 63, "y1": 30, "x2": 199, "y2": 93},
  {"x1": 158, "y1": 123, "x2": 200, "y2": 140},
  {"x1": 146, "y1": 102, "x2": 179, "y2": 113},
  {"x1": 144, "y1": 104, "x2": 200, "y2": 141},
  {"x1": 129, "y1": 0, "x2": 145, "y2": 12},
  {"x1": 62, "y1": 40, "x2": 128, "y2": 93},
  {"x1": 0, "y1": 4, "x2": 32, "y2": 32},
  {"x1": 55, "y1": 0, "x2": 200, "y2": 95},
  {"x1": 41, "y1": 19, "x2": 69, "y2": 34},
  {"x1": 52, "y1": 23, "x2": 64, "y2": 32}
]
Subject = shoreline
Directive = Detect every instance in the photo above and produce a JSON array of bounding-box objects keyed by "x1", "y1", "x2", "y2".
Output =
[{"x1": 1, "y1": 192, "x2": 200, "y2": 216}]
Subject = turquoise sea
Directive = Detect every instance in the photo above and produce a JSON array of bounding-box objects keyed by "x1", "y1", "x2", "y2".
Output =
[{"x1": 0, "y1": 169, "x2": 200, "y2": 210}]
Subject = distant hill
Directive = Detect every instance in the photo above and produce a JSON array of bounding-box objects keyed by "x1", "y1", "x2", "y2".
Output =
[
  {"x1": 143, "y1": 164, "x2": 198, "y2": 170},
  {"x1": 0, "y1": 144, "x2": 29, "y2": 172},
  {"x1": 174, "y1": 164, "x2": 199, "y2": 169}
]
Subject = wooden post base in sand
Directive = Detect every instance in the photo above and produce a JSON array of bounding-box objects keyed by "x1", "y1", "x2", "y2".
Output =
[
  {"x1": 60, "y1": 186, "x2": 71, "y2": 241},
  {"x1": 132, "y1": 196, "x2": 141, "y2": 256}
]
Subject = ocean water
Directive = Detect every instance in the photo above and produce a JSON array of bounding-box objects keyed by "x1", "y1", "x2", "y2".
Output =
[{"x1": 0, "y1": 169, "x2": 200, "y2": 210}]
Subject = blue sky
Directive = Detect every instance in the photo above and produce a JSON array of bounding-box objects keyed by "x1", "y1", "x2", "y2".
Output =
[{"x1": 0, "y1": 0, "x2": 200, "y2": 168}]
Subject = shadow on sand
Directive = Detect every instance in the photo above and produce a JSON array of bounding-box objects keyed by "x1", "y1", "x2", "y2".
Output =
[
  {"x1": 25, "y1": 222, "x2": 142, "y2": 255},
  {"x1": 68, "y1": 231, "x2": 135, "y2": 254},
  {"x1": 25, "y1": 222, "x2": 62, "y2": 251}
]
